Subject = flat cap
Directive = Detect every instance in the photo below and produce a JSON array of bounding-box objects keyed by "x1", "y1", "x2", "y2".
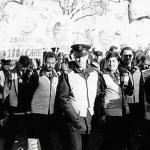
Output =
[
  {"x1": 19, "y1": 55, "x2": 31, "y2": 67},
  {"x1": 94, "y1": 51, "x2": 103, "y2": 56},
  {"x1": 1, "y1": 59, "x2": 11, "y2": 65},
  {"x1": 71, "y1": 44, "x2": 91, "y2": 57}
]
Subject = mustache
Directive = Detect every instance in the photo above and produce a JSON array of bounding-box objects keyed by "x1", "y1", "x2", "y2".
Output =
[{"x1": 46, "y1": 66, "x2": 54, "y2": 70}]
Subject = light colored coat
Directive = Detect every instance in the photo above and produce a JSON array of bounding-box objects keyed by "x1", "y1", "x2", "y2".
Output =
[
  {"x1": 0, "y1": 70, "x2": 5, "y2": 99},
  {"x1": 67, "y1": 70, "x2": 98, "y2": 117},
  {"x1": 126, "y1": 68, "x2": 141, "y2": 103},
  {"x1": 103, "y1": 74, "x2": 129, "y2": 116},
  {"x1": 31, "y1": 75, "x2": 58, "y2": 114}
]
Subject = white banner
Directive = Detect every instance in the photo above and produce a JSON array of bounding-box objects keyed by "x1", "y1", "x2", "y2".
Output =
[{"x1": 5, "y1": 48, "x2": 43, "y2": 60}]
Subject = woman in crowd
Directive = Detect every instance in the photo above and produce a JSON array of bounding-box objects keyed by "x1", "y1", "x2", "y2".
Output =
[
  {"x1": 87, "y1": 52, "x2": 130, "y2": 150},
  {"x1": 102, "y1": 52, "x2": 130, "y2": 150}
]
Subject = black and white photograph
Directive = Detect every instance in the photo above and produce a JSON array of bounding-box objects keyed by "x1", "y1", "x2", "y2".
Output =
[{"x1": 0, "y1": 0, "x2": 150, "y2": 150}]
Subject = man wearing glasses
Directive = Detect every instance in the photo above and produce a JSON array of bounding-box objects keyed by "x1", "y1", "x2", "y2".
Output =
[{"x1": 119, "y1": 46, "x2": 144, "y2": 150}]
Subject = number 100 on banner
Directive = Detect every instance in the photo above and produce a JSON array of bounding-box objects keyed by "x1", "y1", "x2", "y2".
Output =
[{"x1": 6, "y1": 48, "x2": 43, "y2": 60}]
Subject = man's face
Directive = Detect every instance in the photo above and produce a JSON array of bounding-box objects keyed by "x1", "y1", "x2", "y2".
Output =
[
  {"x1": 3, "y1": 64, "x2": 10, "y2": 71},
  {"x1": 142, "y1": 60, "x2": 150, "y2": 70},
  {"x1": 58, "y1": 55, "x2": 64, "y2": 63},
  {"x1": 45, "y1": 57, "x2": 56, "y2": 71},
  {"x1": 75, "y1": 54, "x2": 89, "y2": 69},
  {"x1": 111, "y1": 48, "x2": 118, "y2": 53},
  {"x1": 121, "y1": 49, "x2": 133, "y2": 65},
  {"x1": 61, "y1": 62, "x2": 68, "y2": 71},
  {"x1": 95, "y1": 55, "x2": 103, "y2": 63}
]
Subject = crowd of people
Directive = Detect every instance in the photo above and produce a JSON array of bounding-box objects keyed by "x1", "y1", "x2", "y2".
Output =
[{"x1": 0, "y1": 44, "x2": 150, "y2": 150}]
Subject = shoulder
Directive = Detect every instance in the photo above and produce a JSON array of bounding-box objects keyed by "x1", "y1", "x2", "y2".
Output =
[
  {"x1": 60, "y1": 69, "x2": 73, "y2": 79},
  {"x1": 142, "y1": 69, "x2": 150, "y2": 80},
  {"x1": 59, "y1": 69, "x2": 72, "y2": 80},
  {"x1": 65, "y1": 69, "x2": 73, "y2": 75},
  {"x1": 0, "y1": 70, "x2": 4, "y2": 75},
  {"x1": 118, "y1": 66, "x2": 128, "y2": 74},
  {"x1": 103, "y1": 73, "x2": 112, "y2": 82},
  {"x1": 103, "y1": 73, "x2": 110, "y2": 78}
]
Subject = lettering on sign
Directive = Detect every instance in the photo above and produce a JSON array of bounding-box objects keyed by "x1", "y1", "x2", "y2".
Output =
[{"x1": 6, "y1": 48, "x2": 43, "y2": 60}]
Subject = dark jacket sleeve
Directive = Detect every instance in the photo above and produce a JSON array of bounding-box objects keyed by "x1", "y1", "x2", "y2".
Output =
[
  {"x1": 141, "y1": 70, "x2": 150, "y2": 104},
  {"x1": 28, "y1": 70, "x2": 39, "y2": 94},
  {"x1": 55, "y1": 72, "x2": 80, "y2": 128},
  {"x1": 94, "y1": 72, "x2": 106, "y2": 117}
]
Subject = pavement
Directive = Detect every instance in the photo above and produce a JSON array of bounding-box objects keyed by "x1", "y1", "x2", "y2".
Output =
[{"x1": 0, "y1": 122, "x2": 28, "y2": 150}]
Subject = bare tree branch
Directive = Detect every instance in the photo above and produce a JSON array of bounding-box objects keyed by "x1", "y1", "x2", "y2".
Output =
[
  {"x1": 0, "y1": 0, "x2": 23, "y2": 10},
  {"x1": 125, "y1": 0, "x2": 131, "y2": 2},
  {"x1": 70, "y1": 2, "x2": 90, "y2": 19},
  {"x1": 109, "y1": 0, "x2": 120, "y2": 3},
  {"x1": 74, "y1": 12, "x2": 97, "y2": 21},
  {"x1": 13, "y1": 0, "x2": 23, "y2": 4},
  {"x1": 66, "y1": 0, "x2": 69, "y2": 15},
  {"x1": 0, "y1": 11, "x2": 9, "y2": 22},
  {"x1": 58, "y1": 0, "x2": 107, "y2": 20},
  {"x1": 70, "y1": 0, "x2": 77, "y2": 14},
  {"x1": 70, "y1": 8, "x2": 80, "y2": 19},
  {"x1": 134, "y1": 16, "x2": 150, "y2": 21},
  {"x1": 58, "y1": 0, "x2": 65, "y2": 14},
  {"x1": 0, "y1": 0, "x2": 23, "y2": 22},
  {"x1": 127, "y1": 0, "x2": 132, "y2": 23}
]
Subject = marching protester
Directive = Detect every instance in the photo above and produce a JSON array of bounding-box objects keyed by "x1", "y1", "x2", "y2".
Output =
[
  {"x1": 0, "y1": 60, "x2": 11, "y2": 120},
  {"x1": 1, "y1": 56, "x2": 37, "y2": 150},
  {"x1": 108, "y1": 45, "x2": 119, "y2": 54},
  {"x1": 102, "y1": 52, "x2": 130, "y2": 149},
  {"x1": 99, "y1": 45, "x2": 119, "y2": 72},
  {"x1": 0, "y1": 59, "x2": 11, "y2": 126},
  {"x1": 55, "y1": 43, "x2": 106, "y2": 150},
  {"x1": 31, "y1": 52, "x2": 63, "y2": 150},
  {"x1": 87, "y1": 52, "x2": 130, "y2": 150},
  {"x1": 140, "y1": 54, "x2": 150, "y2": 150},
  {"x1": 119, "y1": 46, "x2": 145, "y2": 150},
  {"x1": 0, "y1": 45, "x2": 148, "y2": 150},
  {"x1": 139, "y1": 55, "x2": 150, "y2": 71},
  {"x1": 91, "y1": 50, "x2": 103, "y2": 72},
  {"x1": 55, "y1": 52, "x2": 65, "y2": 73},
  {"x1": 57, "y1": 58, "x2": 69, "y2": 76}
]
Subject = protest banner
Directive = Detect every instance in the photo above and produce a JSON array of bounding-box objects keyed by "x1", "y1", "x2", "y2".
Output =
[{"x1": 5, "y1": 48, "x2": 43, "y2": 60}]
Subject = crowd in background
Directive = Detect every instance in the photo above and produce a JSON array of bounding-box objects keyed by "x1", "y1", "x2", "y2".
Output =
[{"x1": 0, "y1": 44, "x2": 150, "y2": 150}]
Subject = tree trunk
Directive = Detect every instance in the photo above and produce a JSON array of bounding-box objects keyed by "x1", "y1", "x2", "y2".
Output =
[{"x1": 127, "y1": 0, "x2": 133, "y2": 23}]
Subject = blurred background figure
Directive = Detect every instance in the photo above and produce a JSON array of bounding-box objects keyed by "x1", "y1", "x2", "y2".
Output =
[
  {"x1": 119, "y1": 47, "x2": 144, "y2": 150},
  {"x1": 57, "y1": 57, "x2": 69, "y2": 76},
  {"x1": 142, "y1": 59, "x2": 150, "y2": 150},
  {"x1": 109, "y1": 45, "x2": 119, "y2": 53},
  {"x1": 0, "y1": 59, "x2": 11, "y2": 123},
  {"x1": 55, "y1": 52, "x2": 64, "y2": 73},
  {"x1": 2, "y1": 56, "x2": 37, "y2": 150},
  {"x1": 91, "y1": 50, "x2": 103, "y2": 72},
  {"x1": 139, "y1": 55, "x2": 150, "y2": 70},
  {"x1": 134, "y1": 50, "x2": 145, "y2": 66}
]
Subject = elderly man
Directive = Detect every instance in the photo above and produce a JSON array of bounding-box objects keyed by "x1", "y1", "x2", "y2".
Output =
[{"x1": 55, "y1": 43, "x2": 105, "y2": 150}]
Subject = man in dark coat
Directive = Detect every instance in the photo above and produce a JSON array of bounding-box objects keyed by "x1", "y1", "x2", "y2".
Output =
[{"x1": 2, "y1": 56, "x2": 38, "y2": 150}]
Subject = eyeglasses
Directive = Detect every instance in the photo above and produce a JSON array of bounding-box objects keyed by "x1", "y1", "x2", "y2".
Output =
[{"x1": 124, "y1": 54, "x2": 132, "y2": 58}]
